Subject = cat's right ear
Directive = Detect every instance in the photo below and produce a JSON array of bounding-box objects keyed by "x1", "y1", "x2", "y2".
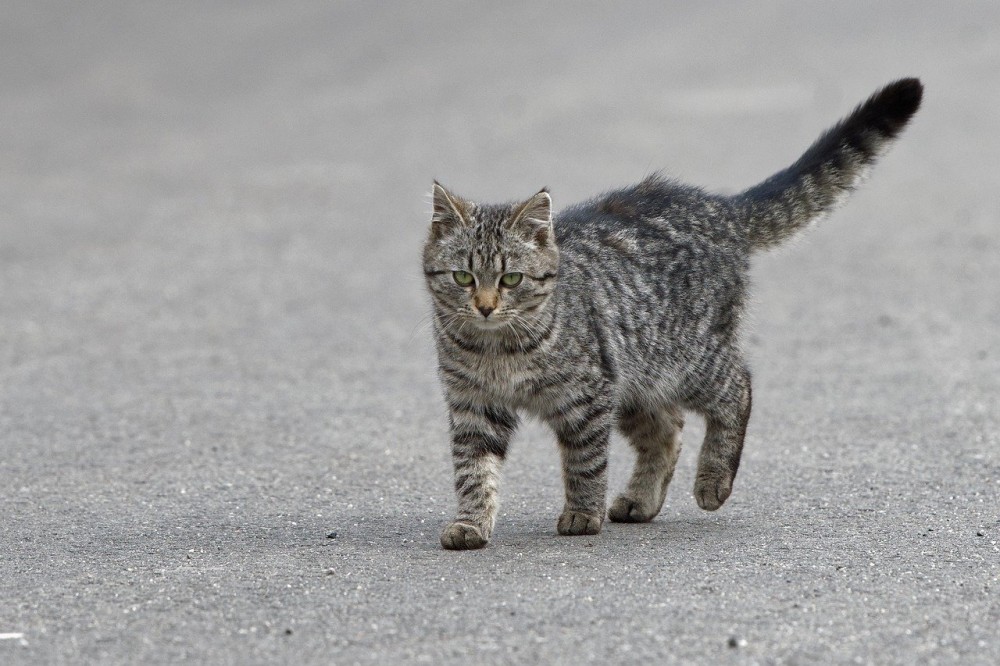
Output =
[
  {"x1": 509, "y1": 188, "x2": 553, "y2": 247},
  {"x1": 430, "y1": 181, "x2": 469, "y2": 240}
]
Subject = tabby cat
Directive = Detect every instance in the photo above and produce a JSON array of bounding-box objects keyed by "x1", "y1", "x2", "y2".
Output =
[{"x1": 423, "y1": 79, "x2": 922, "y2": 549}]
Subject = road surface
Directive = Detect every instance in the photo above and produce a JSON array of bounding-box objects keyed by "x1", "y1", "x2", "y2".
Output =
[{"x1": 1, "y1": 2, "x2": 997, "y2": 663}]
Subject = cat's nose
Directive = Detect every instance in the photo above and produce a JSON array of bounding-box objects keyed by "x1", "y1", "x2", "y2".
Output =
[{"x1": 477, "y1": 305, "x2": 495, "y2": 318}]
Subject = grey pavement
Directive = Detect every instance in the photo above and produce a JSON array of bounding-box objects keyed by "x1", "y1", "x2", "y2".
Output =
[{"x1": 2, "y1": 2, "x2": 998, "y2": 664}]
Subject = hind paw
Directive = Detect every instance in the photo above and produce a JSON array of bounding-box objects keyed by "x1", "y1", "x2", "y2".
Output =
[
  {"x1": 608, "y1": 494, "x2": 659, "y2": 523},
  {"x1": 694, "y1": 473, "x2": 733, "y2": 511}
]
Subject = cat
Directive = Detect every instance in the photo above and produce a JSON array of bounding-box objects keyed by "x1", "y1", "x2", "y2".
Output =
[{"x1": 422, "y1": 78, "x2": 922, "y2": 549}]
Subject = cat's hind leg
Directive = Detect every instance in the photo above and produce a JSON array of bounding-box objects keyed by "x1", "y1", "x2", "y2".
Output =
[
  {"x1": 608, "y1": 403, "x2": 684, "y2": 523},
  {"x1": 688, "y1": 364, "x2": 752, "y2": 511}
]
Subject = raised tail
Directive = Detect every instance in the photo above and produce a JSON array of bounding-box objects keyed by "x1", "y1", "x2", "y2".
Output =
[{"x1": 737, "y1": 78, "x2": 923, "y2": 250}]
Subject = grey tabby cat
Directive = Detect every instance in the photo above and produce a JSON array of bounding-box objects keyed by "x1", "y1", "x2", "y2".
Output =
[{"x1": 423, "y1": 78, "x2": 922, "y2": 549}]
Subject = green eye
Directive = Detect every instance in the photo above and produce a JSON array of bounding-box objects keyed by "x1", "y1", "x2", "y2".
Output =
[
  {"x1": 452, "y1": 270, "x2": 475, "y2": 286},
  {"x1": 500, "y1": 272, "x2": 523, "y2": 287}
]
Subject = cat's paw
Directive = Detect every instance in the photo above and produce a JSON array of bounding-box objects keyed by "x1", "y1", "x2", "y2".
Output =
[
  {"x1": 694, "y1": 473, "x2": 733, "y2": 511},
  {"x1": 440, "y1": 521, "x2": 489, "y2": 550},
  {"x1": 557, "y1": 509, "x2": 603, "y2": 536},
  {"x1": 608, "y1": 494, "x2": 658, "y2": 523}
]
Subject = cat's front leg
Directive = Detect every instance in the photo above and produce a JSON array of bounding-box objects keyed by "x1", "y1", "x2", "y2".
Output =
[
  {"x1": 550, "y1": 392, "x2": 613, "y2": 536},
  {"x1": 440, "y1": 398, "x2": 518, "y2": 550}
]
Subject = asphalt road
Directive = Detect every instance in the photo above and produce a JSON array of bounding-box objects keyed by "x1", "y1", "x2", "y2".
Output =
[{"x1": 2, "y1": 2, "x2": 998, "y2": 664}]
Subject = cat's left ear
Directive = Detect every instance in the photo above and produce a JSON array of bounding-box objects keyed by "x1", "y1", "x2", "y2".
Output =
[{"x1": 508, "y1": 188, "x2": 553, "y2": 246}]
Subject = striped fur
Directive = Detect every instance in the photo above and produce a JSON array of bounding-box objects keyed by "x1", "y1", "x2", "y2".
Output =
[{"x1": 425, "y1": 79, "x2": 922, "y2": 549}]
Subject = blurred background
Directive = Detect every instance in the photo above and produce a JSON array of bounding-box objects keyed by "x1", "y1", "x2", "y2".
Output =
[{"x1": 1, "y1": 2, "x2": 997, "y2": 663}]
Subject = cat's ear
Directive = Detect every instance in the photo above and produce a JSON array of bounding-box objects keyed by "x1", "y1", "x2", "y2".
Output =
[
  {"x1": 508, "y1": 188, "x2": 553, "y2": 246},
  {"x1": 430, "y1": 181, "x2": 470, "y2": 239}
]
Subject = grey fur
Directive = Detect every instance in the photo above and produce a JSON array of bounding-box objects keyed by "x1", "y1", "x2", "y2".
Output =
[{"x1": 423, "y1": 79, "x2": 923, "y2": 549}]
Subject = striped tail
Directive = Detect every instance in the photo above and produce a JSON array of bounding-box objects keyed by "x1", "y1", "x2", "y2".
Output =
[{"x1": 737, "y1": 78, "x2": 923, "y2": 250}]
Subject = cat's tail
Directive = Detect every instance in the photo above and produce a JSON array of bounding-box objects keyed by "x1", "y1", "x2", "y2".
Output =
[{"x1": 736, "y1": 78, "x2": 922, "y2": 251}]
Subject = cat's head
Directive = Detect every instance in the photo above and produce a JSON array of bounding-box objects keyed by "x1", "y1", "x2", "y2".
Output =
[{"x1": 423, "y1": 182, "x2": 559, "y2": 333}]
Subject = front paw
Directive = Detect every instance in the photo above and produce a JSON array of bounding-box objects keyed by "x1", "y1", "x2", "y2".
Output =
[
  {"x1": 440, "y1": 521, "x2": 489, "y2": 550},
  {"x1": 557, "y1": 509, "x2": 603, "y2": 536}
]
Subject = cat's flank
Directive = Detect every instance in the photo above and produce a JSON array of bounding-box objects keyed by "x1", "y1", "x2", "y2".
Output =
[{"x1": 423, "y1": 79, "x2": 922, "y2": 549}]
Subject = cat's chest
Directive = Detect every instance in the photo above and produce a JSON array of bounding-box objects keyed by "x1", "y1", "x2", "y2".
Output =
[
  {"x1": 450, "y1": 351, "x2": 560, "y2": 410},
  {"x1": 473, "y1": 355, "x2": 541, "y2": 397}
]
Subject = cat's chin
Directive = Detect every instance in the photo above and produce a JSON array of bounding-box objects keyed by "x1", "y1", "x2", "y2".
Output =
[{"x1": 471, "y1": 319, "x2": 508, "y2": 331}]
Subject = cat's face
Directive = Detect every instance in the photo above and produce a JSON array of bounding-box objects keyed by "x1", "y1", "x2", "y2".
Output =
[{"x1": 423, "y1": 182, "x2": 559, "y2": 334}]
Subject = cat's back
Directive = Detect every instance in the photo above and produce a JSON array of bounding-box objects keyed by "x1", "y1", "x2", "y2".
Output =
[{"x1": 554, "y1": 175, "x2": 747, "y2": 265}]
